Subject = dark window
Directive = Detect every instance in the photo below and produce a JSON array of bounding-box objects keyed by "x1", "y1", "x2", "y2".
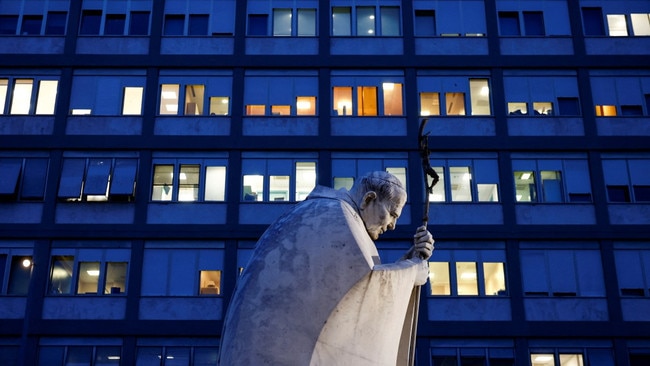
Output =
[
  {"x1": 607, "y1": 185, "x2": 631, "y2": 202},
  {"x1": 188, "y1": 14, "x2": 209, "y2": 35},
  {"x1": 0, "y1": 254, "x2": 5, "y2": 291},
  {"x1": 414, "y1": 10, "x2": 436, "y2": 36},
  {"x1": 633, "y1": 185, "x2": 650, "y2": 202},
  {"x1": 557, "y1": 97, "x2": 581, "y2": 116},
  {"x1": 45, "y1": 12, "x2": 67, "y2": 35},
  {"x1": 248, "y1": 14, "x2": 269, "y2": 36},
  {"x1": 645, "y1": 94, "x2": 650, "y2": 115},
  {"x1": 129, "y1": 11, "x2": 149, "y2": 35},
  {"x1": 460, "y1": 356, "x2": 486, "y2": 366},
  {"x1": 582, "y1": 7, "x2": 605, "y2": 36},
  {"x1": 569, "y1": 193, "x2": 592, "y2": 202},
  {"x1": 8, "y1": 256, "x2": 31, "y2": 295},
  {"x1": 630, "y1": 354, "x2": 650, "y2": 366},
  {"x1": 498, "y1": 12, "x2": 520, "y2": 36},
  {"x1": 79, "y1": 10, "x2": 101, "y2": 35},
  {"x1": 163, "y1": 14, "x2": 184, "y2": 35},
  {"x1": 0, "y1": 346, "x2": 19, "y2": 366},
  {"x1": 433, "y1": 356, "x2": 457, "y2": 366},
  {"x1": 490, "y1": 358, "x2": 515, "y2": 366},
  {"x1": 621, "y1": 105, "x2": 643, "y2": 116},
  {"x1": 21, "y1": 158, "x2": 48, "y2": 200},
  {"x1": 523, "y1": 11, "x2": 544, "y2": 36},
  {"x1": 21, "y1": 15, "x2": 42, "y2": 35},
  {"x1": 104, "y1": 14, "x2": 125, "y2": 35},
  {"x1": 621, "y1": 288, "x2": 645, "y2": 296},
  {"x1": 0, "y1": 15, "x2": 18, "y2": 35},
  {"x1": 38, "y1": 347, "x2": 65, "y2": 365}
]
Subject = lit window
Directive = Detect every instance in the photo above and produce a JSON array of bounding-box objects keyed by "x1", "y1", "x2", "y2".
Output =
[
  {"x1": 152, "y1": 165, "x2": 173, "y2": 201},
  {"x1": 595, "y1": 105, "x2": 617, "y2": 116},
  {"x1": 178, "y1": 165, "x2": 199, "y2": 201},
  {"x1": 457, "y1": 262, "x2": 478, "y2": 295},
  {"x1": 514, "y1": 171, "x2": 536, "y2": 202},
  {"x1": 533, "y1": 102, "x2": 553, "y2": 115},
  {"x1": 105, "y1": 262, "x2": 127, "y2": 294},
  {"x1": 357, "y1": 7, "x2": 375, "y2": 36},
  {"x1": 332, "y1": 7, "x2": 351, "y2": 36},
  {"x1": 271, "y1": 105, "x2": 291, "y2": 116},
  {"x1": 631, "y1": 13, "x2": 650, "y2": 36},
  {"x1": 35, "y1": 80, "x2": 58, "y2": 115},
  {"x1": 243, "y1": 175, "x2": 263, "y2": 201},
  {"x1": 160, "y1": 84, "x2": 179, "y2": 115},
  {"x1": 559, "y1": 354, "x2": 584, "y2": 366},
  {"x1": 508, "y1": 103, "x2": 527, "y2": 115},
  {"x1": 296, "y1": 96, "x2": 316, "y2": 115},
  {"x1": 445, "y1": 92, "x2": 466, "y2": 115},
  {"x1": 122, "y1": 87, "x2": 143, "y2": 115},
  {"x1": 469, "y1": 79, "x2": 491, "y2": 116},
  {"x1": 48, "y1": 255, "x2": 74, "y2": 294},
  {"x1": 77, "y1": 262, "x2": 101, "y2": 294},
  {"x1": 199, "y1": 270, "x2": 221, "y2": 295},
  {"x1": 607, "y1": 14, "x2": 628, "y2": 36},
  {"x1": 429, "y1": 262, "x2": 450, "y2": 295},
  {"x1": 209, "y1": 97, "x2": 229, "y2": 115},
  {"x1": 245, "y1": 105, "x2": 266, "y2": 115},
  {"x1": 450, "y1": 167, "x2": 472, "y2": 202},
  {"x1": 531, "y1": 354, "x2": 554, "y2": 366},
  {"x1": 270, "y1": 175, "x2": 289, "y2": 201},
  {"x1": 185, "y1": 85, "x2": 204, "y2": 115},
  {"x1": 273, "y1": 9, "x2": 291, "y2": 36},
  {"x1": 382, "y1": 83, "x2": 403, "y2": 116},
  {"x1": 386, "y1": 167, "x2": 406, "y2": 189},
  {"x1": 477, "y1": 184, "x2": 499, "y2": 202},
  {"x1": 296, "y1": 162, "x2": 316, "y2": 200},
  {"x1": 429, "y1": 166, "x2": 445, "y2": 202},
  {"x1": 0, "y1": 79, "x2": 8, "y2": 113},
  {"x1": 205, "y1": 166, "x2": 226, "y2": 201},
  {"x1": 334, "y1": 177, "x2": 354, "y2": 190},
  {"x1": 10, "y1": 79, "x2": 33, "y2": 115},
  {"x1": 483, "y1": 262, "x2": 506, "y2": 295},
  {"x1": 333, "y1": 87, "x2": 352, "y2": 115},
  {"x1": 420, "y1": 92, "x2": 440, "y2": 116},
  {"x1": 297, "y1": 9, "x2": 316, "y2": 36},
  {"x1": 357, "y1": 86, "x2": 377, "y2": 116}
]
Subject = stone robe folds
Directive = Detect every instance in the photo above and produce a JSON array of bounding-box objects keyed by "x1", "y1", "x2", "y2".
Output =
[{"x1": 219, "y1": 186, "x2": 426, "y2": 366}]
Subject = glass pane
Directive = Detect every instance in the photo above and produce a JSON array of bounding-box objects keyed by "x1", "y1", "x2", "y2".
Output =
[
  {"x1": 514, "y1": 171, "x2": 536, "y2": 202},
  {"x1": 420, "y1": 92, "x2": 440, "y2": 116},
  {"x1": 273, "y1": 8, "x2": 291, "y2": 36},
  {"x1": 457, "y1": 262, "x2": 478, "y2": 295},
  {"x1": 559, "y1": 354, "x2": 584, "y2": 366},
  {"x1": 243, "y1": 175, "x2": 263, "y2": 201},
  {"x1": 531, "y1": 354, "x2": 555, "y2": 366},
  {"x1": 122, "y1": 87, "x2": 143, "y2": 115},
  {"x1": 332, "y1": 7, "x2": 351, "y2": 36},
  {"x1": 104, "y1": 14, "x2": 126, "y2": 35},
  {"x1": 382, "y1": 83, "x2": 403, "y2": 116},
  {"x1": 46, "y1": 12, "x2": 67, "y2": 35},
  {"x1": 35, "y1": 80, "x2": 58, "y2": 115},
  {"x1": 49, "y1": 255, "x2": 74, "y2": 294},
  {"x1": 21, "y1": 15, "x2": 42, "y2": 35},
  {"x1": 380, "y1": 7, "x2": 400, "y2": 36},
  {"x1": 386, "y1": 167, "x2": 406, "y2": 190},
  {"x1": 185, "y1": 85, "x2": 204, "y2": 115},
  {"x1": 445, "y1": 92, "x2": 466, "y2": 115},
  {"x1": 160, "y1": 84, "x2": 179, "y2": 115},
  {"x1": 523, "y1": 11, "x2": 545, "y2": 36},
  {"x1": 38, "y1": 346, "x2": 65, "y2": 366},
  {"x1": 129, "y1": 11, "x2": 150, "y2": 35},
  {"x1": 334, "y1": 177, "x2": 354, "y2": 190},
  {"x1": 607, "y1": 185, "x2": 630, "y2": 202},
  {"x1": 450, "y1": 167, "x2": 472, "y2": 202},
  {"x1": 583, "y1": 8, "x2": 605, "y2": 36},
  {"x1": 298, "y1": 8, "x2": 316, "y2": 36},
  {"x1": 95, "y1": 346, "x2": 121, "y2": 365},
  {"x1": 0, "y1": 79, "x2": 8, "y2": 114},
  {"x1": 508, "y1": 102, "x2": 527, "y2": 115},
  {"x1": 631, "y1": 13, "x2": 650, "y2": 36},
  {"x1": 165, "y1": 347, "x2": 190, "y2": 366},
  {"x1": 429, "y1": 166, "x2": 445, "y2": 202},
  {"x1": 270, "y1": 175, "x2": 289, "y2": 201},
  {"x1": 194, "y1": 348, "x2": 219, "y2": 366},
  {"x1": 199, "y1": 270, "x2": 221, "y2": 295},
  {"x1": 469, "y1": 79, "x2": 491, "y2": 115},
  {"x1": 499, "y1": 12, "x2": 520, "y2": 36},
  {"x1": 248, "y1": 14, "x2": 268, "y2": 36},
  {"x1": 484, "y1": 262, "x2": 506, "y2": 296},
  {"x1": 333, "y1": 86, "x2": 352, "y2": 115},
  {"x1": 541, "y1": 170, "x2": 563, "y2": 202},
  {"x1": 188, "y1": 14, "x2": 208, "y2": 35},
  {"x1": 429, "y1": 262, "x2": 450, "y2": 295},
  {"x1": 271, "y1": 105, "x2": 291, "y2": 116},
  {"x1": 8, "y1": 256, "x2": 32, "y2": 295},
  {"x1": 533, "y1": 102, "x2": 553, "y2": 115},
  {"x1": 296, "y1": 162, "x2": 316, "y2": 201},
  {"x1": 209, "y1": 97, "x2": 229, "y2": 115},
  {"x1": 0, "y1": 15, "x2": 18, "y2": 35},
  {"x1": 10, "y1": 79, "x2": 33, "y2": 115},
  {"x1": 415, "y1": 10, "x2": 435, "y2": 36},
  {"x1": 136, "y1": 347, "x2": 162, "y2": 366},
  {"x1": 178, "y1": 164, "x2": 199, "y2": 201},
  {"x1": 164, "y1": 14, "x2": 184, "y2": 35},
  {"x1": 357, "y1": 7, "x2": 375, "y2": 36},
  {"x1": 477, "y1": 183, "x2": 499, "y2": 202},
  {"x1": 65, "y1": 346, "x2": 92, "y2": 366},
  {"x1": 77, "y1": 262, "x2": 100, "y2": 294},
  {"x1": 357, "y1": 86, "x2": 377, "y2": 116},
  {"x1": 607, "y1": 14, "x2": 628, "y2": 36},
  {"x1": 80, "y1": 11, "x2": 101, "y2": 35},
  {"x1": 205, "y1": 166, "x2": 226, "y2": 201},
  {"x1": 595, "y1": 105, "x2": 617, "y2": 116},
  {"x1": 152, "y1": 165, "x2": 174, "y2": 201},
  {"x1": 105, "y1": 262, "x2": 127, "y2": 294},
  {"x1": 296, "y1": 96, "x2": 316, "y2": 115},
  {"x1": 245, "y1": 105, "x2": 265, "y2": 115}
]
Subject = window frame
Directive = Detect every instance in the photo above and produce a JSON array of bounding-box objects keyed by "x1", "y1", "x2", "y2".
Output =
[{"x1": 150, "y1": 159, "x2": 228, "y2": 203}]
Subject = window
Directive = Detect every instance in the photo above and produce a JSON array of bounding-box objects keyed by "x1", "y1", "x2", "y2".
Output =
[
  {"x1": 607, "y1": 14, "x2": 628, "y2": 36},
  {"x1": 0, "y1": 77, "x2": 59, "y2": 115},
  {"x1": 69, "y1": 73, "x2": 146, "y2": 116},
  {"x1": 141, "y1": 243, "x2": 224, "y2": 296},
  {"x1": 419, "y1": 76, "x2": 492, "y2": 116},
  {"x1": 151, "y1": 159, "x2": 227, "y2": 202},
  {"x1": 614, "y1": 244, "x2": 650, "y2": 297},
  {"x1": 188, "y1": 14, "x2": 209, "y2": 35},
  {"x1": 21, "y1": 15, "x2": 43, "y2": 35},
  {"x1": 248, "y1": 14, "x2": 268, "y2": 36},
  {"x1": 333, "y1": 83, "x2": 403, "y2": 116},
  {"x1": 164, "y1": 14, "x2": 184, "y2": 35},
  {"x1": 185, "y1": 85, "x2": 204, "y2": 115},
  {"x1": 159, "y1": 75, "x2": 232, "y2": 117},
  {"x1": 0, "y1": 251, "x2": 33, "y2": 296},
  {"x1": 531, "y1": 353, "x2": 584, "y2": 366},
  {"x1": 0, "y1": 15, "x2": 18, "y2": 35},
  {"x1": 505, "y1": 74, "x2": 581, "y2": 116},
  {"x1": 135, "y1": 345, "x2": 219, "y2": 365},
  {"x1": 332, "y1": 6, "x2": 401, "y2": 36},
  {"x1": 414, "y1": 10, "x2": 436, "y2": 36},
  {"x1": 430, "y1": 345, "x2": 515, "y2": 366},
  {"x1": 58, "y1": 157, "x2": 138, "y2": 202},
  {"x1": 520, "y1": 245, "x2": 605, "y2": 297},
  {"x1": 582, "y1": 7, "x2": 605, "y2": 36},
  {"x1": 591, "y1": 76, "x2": 650, "y2": 117},
  {"x1": 499, "y1": 12, "x2": 520, "y2": 36},
  {"x1": 631, "y1": 13, "x2": 650, "y2": 36},
  {"x1": 39, "y1": 345, "x2": 123, "y2": 366},
  {"x1": 602, "y1": 157, "x2": 650, "y2": 203},
  {"x1": 129, "y1": 11, "x2": 150, "y2": 35},
  {"x1": 48, "y1": 248, "x2": 129, "y2": 295},
  {"x1": 428, "y1": 247, "x2": 507, "y2": 297},
  {"x1": 80, "y1": 10, "x2": 101, "y2": 35},
  {"x1": 499, "y1": 11, "x2": 545, "y2": 36},
  {"x1": 512, "y1": 157, "x2": 592, "y2": 203},
  {"x1": 273, "y1": 9, "x2": 291, "y2": 36},
  {"x1": 429, "y1": 156, "x2": 499, "y2": 203},
  {"x1": 332, "y1": 153, "x2": 408, "y2": 193},
  {"x1": 242, "y1": 157, "x2": 316, "y2": 202},
  {"x1": 0, "y1": 157, "x2": 49, "y2": 202},
  {"x1": 122, "y1": 87, "x2": 144, "y2": 115},
  {"x1": 45, "y1": 12, "x2": 67, "y2": 35},
  {"x1": 104, "y1": 14, "x2": 126, "y2": 35},
  {"x1": 244, "y1": 73, "x2": 318, "y2": 116},
  {"x1": 523, "y1": 11, "x2": 545, "y2": 36},
  {"x1": 298, "y1": 9, "x2": 317, "y2": 36}
]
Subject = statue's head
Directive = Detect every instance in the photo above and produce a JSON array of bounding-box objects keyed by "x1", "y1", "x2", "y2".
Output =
[{"x1": 351, "y1": 171, "x2": 407, "y2": 240}]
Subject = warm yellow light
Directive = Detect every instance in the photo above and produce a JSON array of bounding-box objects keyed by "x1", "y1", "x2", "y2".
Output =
[{"x1": 22, "y1": 259, "x2": 31, "y2": 268}]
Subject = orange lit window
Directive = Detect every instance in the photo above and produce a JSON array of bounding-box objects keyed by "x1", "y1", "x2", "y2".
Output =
[
  {"x1": 333, "y1": 87, "x2": 352, "y2": 116},
  {"x1": 595, "y1": 105, "x2": 617, "y2": 116},
  {"x1": 382, "y1": 82, "x2": 403, "y2": 116},
  {"x1": 271, "y1": 105, "x2": 291, "y2": 116},
  {"x1": 296, "y1": 96, "x2": 316, "y2": 115},
  {"x1": 420, "y1": 92, "x2": 440, "y2": 116},
  {"x1": 246, "y1": 105, "x2": 266, "y2": 115},
  {"x1": 357, "y1": 86, "x2": 377, "y2": 116}
]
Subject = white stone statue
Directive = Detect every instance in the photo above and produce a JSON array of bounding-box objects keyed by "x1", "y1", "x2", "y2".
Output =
[{"x1": 218, "y1": 171, "x2": 434, "y2": 366}]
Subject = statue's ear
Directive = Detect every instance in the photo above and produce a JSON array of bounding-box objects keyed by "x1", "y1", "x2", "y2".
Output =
[{"x1": 360, "y1": 191, "x2": 377, "y2": 209}]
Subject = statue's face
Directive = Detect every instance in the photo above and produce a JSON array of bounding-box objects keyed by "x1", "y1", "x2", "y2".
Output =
[{"x1": 360, "y1": 191, "x2": 407, "y2": 240}]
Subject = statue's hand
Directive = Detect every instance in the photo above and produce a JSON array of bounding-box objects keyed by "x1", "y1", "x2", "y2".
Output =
[
  {"x1": 411, "y1": 225, "x2": 434, "y2": 260},
  {"x1": 414, "y1": 258, "x2": 430, "y2": 286}
]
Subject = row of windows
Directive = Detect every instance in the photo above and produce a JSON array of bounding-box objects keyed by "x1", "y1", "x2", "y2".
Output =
[
  {"x1": 2, "y1": 154, "x2": 649, "y2": 204},
  {"x1": 3, "y1": 74, "x2": 650, "y2": 117},
  {"x1": 2, "y1": 5, "x2": 649, "y2": 39},
  {"x1": 3, "y1": 243, "x2": 650, "y2": 300}
]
